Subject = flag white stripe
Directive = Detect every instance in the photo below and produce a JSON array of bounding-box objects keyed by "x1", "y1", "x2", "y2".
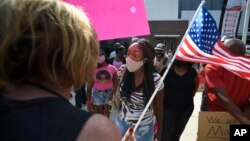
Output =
[
  {"x1": 213, "y1": 43, "x2": 250, "y2": 70},
  {"x1": 177, "y1": 52, "x2": 250, "y2": 80},
  {"x1": 183, "y1": 35, "x2": 250, "y2": 72},
  {"x1": 178, "y1": 36, "x2": 250, "y2": 78},
  {"x1": 214, "y1": 44, "x2": 250, "y2": 62},
  {"x1": 178, "y1": 48, "x2": 248, "y2": 72},
  {"x1": 213, "y1": 51, "x2": 250, "y2": 71}
]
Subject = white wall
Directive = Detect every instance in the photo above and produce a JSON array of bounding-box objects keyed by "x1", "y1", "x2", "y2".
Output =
[{"x1": 144, "y1": 0, "x2": 179, "y2": 20}]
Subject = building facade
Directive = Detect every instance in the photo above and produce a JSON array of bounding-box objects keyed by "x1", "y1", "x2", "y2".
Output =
[
  {"x1": 101, "y1": 0, "x2": 249, "y2": 53},
  {"x1": 144, "y1": 0, "x2": 249, "y2": 50}
]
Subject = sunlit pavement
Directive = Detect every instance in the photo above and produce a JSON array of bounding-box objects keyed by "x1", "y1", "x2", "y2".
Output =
[{"x1": 180, "y1": 91, "x2": 202, "y2": 141}]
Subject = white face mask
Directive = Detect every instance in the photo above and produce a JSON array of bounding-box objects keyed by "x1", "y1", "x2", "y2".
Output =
[
  {"x1": 98, "y1": 55, "x2": 105, "y2": 63},
  {"x1": 125, "y1": 57, "x2": 143, "y2": 72}
]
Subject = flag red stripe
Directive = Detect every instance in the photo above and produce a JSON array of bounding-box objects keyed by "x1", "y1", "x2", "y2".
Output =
[
  {"x1": 177, "y1": 36, "x2": 250, "y2": 80},
  {"x1": 183, "y1": 38, "x2": 227, "y2": 64},
  {"x1": 213, "y1": 44, "x2": 250, "y2": 69},
  {"x1": 176, "y1": 7, "x2": 250, "y2": 80},
  {"x1": 184, "y1": 36, "x2": 250, "y2": 70}
]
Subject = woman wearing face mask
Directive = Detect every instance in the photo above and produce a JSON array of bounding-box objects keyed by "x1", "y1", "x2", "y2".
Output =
[
  {"x1": 87, "y1": 50, "x2": 118, "y2": 117},
  {"x1": 116, "y1": 38, "x2": 164, "y2": 141},
  {"x1": 160, "y1": 59, "x2": 199, "y2": 141}
]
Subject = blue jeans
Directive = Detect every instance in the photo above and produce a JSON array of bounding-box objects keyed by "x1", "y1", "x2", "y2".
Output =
[
  {"x1": 92, "y1": 89, "x2": 111, "y2": 105},
  {"x1": 116, "y1": 116, "x2": 154, "y2": 141}
]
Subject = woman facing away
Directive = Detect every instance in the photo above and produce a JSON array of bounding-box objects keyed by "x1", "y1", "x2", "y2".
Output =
[
  {"x1": 116, "y1": 38, "x2": 164, "y2": 141},
  {"x1": 0, "y1": 0, "x2": 134, "y2": 141}
]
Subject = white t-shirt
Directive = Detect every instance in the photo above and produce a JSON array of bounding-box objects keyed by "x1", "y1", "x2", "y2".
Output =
[{"x1": 109, "y1": 51, "x2": 116, "y2": 59}]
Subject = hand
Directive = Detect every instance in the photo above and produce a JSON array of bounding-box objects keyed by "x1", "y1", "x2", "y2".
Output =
[
  {"x1": 108, "y1": 93, "x2": 114, "y2": 102},
  {"x1": 121, "y1": 127, "x2": 136, "y2": 141},
  {"x1": 104, "y1": 104, "x2": 112, "y2": 117},
  {"x1": 154, "y1": 131, "x2": 161, "y2": 141},
  {"x1": 87, "y1": 103, "x2": 94, "y2": 112},
  {"x1": 243, "y1": 105, "x2": 250, "y2": 119}
]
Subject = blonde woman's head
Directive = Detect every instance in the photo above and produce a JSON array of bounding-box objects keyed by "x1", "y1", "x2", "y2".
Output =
[{"x1": 0, "y1": 0, "x2": 99, "y2": 89}]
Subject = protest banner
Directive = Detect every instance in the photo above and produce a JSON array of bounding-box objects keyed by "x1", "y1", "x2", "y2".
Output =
[
  {"x1": 198, "y1": 112, "x2": 239, "y2": 141},
  {"x1": 64, "y1": 0, "x2": 150, "y2": 40}
]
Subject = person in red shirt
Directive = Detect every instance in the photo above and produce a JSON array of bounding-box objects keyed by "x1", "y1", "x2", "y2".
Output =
[{"x1": 204, "y1": 38, "x2": 250, "y2": 124}]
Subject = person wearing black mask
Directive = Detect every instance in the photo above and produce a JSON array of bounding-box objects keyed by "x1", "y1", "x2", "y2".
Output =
[
  {"x1": 160, "y1": 60, "x2": 200, "y2": 141},
  {"x1": 154, "y1": 43, "x2": 168, "y2": 73}
]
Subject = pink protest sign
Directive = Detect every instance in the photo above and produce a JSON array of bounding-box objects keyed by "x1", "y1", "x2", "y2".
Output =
[{"x1": 64, "y1": 0, "x2": 150, "y2": 40}]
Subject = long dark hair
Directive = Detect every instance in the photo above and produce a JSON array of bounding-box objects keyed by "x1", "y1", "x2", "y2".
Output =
[{"x1": 121, "y1": 38, "x2": 155, "y2": 105}]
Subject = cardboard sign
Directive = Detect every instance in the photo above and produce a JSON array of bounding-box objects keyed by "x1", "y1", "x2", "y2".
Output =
[
  {"x1": 64, "y1": 0, "x2": 150, "y2": 40},
  {"x1": 198, "y1": 112, "x2": 239, "y2": 141}
]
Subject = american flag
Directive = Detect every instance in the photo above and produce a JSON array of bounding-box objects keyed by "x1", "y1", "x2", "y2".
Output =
[{"x1": 176, "y1": 7, "x2": 250, "y2": 80}]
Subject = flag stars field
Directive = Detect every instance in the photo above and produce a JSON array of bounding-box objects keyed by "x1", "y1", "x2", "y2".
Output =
[{"x1": 177, "y1": 7, "x2": 250, "y2": 80}]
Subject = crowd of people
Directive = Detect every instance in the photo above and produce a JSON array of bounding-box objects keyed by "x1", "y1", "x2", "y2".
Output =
[
  {"x1": 0, "y1": 0, "x2": 134, "y2": 141},
  {"x1": 1, "y1": 0, "x2": 250, "y2": 141}
]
